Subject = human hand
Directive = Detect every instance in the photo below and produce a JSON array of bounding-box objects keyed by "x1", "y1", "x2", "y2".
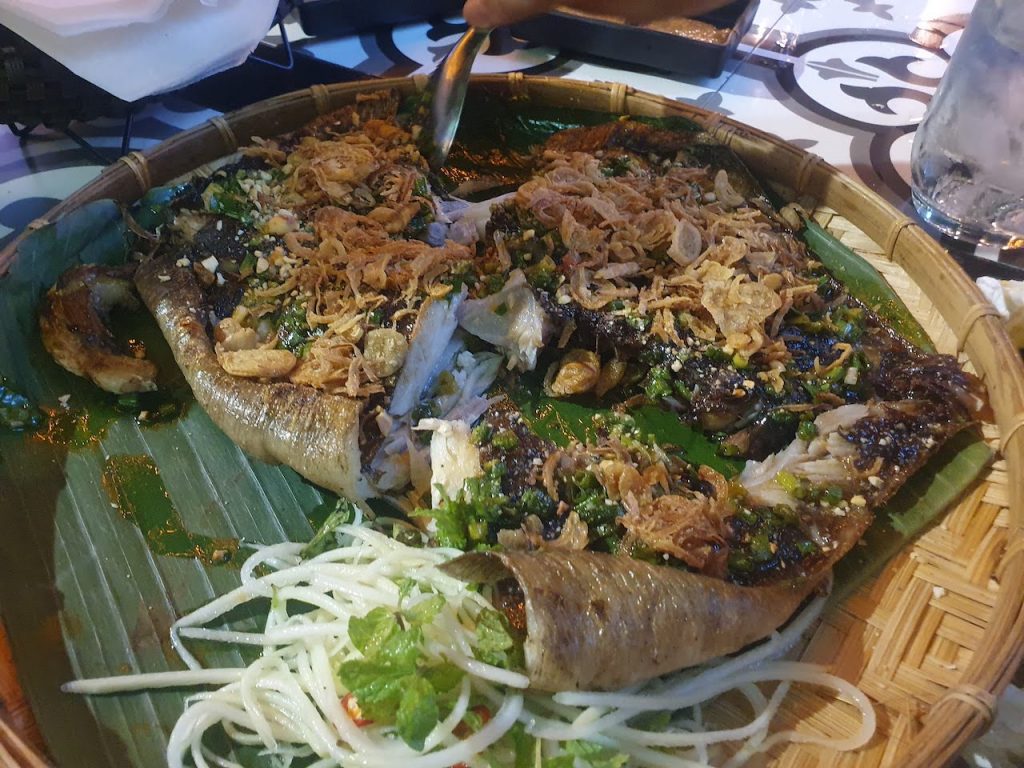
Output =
[{"x1": 463, "y1": 0, "x2": 733, "y2": 28}]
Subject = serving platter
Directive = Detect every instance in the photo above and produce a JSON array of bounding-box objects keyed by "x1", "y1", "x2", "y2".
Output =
[{"x1": 0, "y1": 75, "x2": 1022, "y2": 768}]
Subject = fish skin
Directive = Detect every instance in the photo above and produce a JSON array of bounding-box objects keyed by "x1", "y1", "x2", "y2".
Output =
[
  {"x1": 135, "y1": 253, "x2": 370, "y2": 503},
  {"x1": 443, "y1": 549, "x2": 827, "y2": 691}
]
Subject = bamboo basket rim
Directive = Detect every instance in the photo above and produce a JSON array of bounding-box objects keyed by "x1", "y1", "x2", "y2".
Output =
[{"x1": 0, "y1": 74, "x2": 1021, "y2": 768}]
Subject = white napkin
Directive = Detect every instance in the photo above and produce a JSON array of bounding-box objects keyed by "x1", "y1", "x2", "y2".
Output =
[
  {"x1": 977, "y1": 276, "x2": 1024, "y2": 319},
  {"x1": 0, "y1": 0, "x2": 175, "y2": 37},
  {"x1": 0, "y1": 0, "x2": 279, "y2": 102},
  {"x1": 977, "y1": 275, "x2": 1024, "y2": 348}
]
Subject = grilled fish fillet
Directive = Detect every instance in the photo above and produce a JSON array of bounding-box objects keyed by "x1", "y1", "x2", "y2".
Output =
[{"x1": 135, "y1": 254, "x2": 370, "y2": 503}]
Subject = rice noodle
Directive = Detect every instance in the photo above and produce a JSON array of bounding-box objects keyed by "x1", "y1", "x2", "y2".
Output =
[{"x1": 64, "y1": 527, "x2": 875, "y2": 767}]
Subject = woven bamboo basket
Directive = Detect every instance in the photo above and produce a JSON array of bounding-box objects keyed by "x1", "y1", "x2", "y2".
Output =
[{"x1": 0, "y1": 75, "x2": 1022, "y2": 768}]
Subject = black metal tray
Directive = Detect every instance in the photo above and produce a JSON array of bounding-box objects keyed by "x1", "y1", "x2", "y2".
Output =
[
  {"x1": 297, "y1": 0, "x2": 464, "y2": 36},
  {"x1": 509, "y1": 0, "x2": 758, "y2": 78}
]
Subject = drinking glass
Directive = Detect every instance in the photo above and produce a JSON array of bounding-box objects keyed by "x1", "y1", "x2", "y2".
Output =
[{"x1": 911, "y1": 0, "x2": 1024, "y2": 247}]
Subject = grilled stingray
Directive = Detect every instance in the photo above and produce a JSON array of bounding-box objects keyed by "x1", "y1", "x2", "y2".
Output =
[{"x1": 42, "y1": 92, "x2": 989, "y2": 690}]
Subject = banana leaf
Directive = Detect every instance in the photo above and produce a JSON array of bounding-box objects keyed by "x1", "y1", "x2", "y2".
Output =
[
  {"x1": 801, "y1": 219, "x2": 935, "y2": 352},
  {"x1": 833, "y1": 430, "x2": 993, "y2": 600},
  {"x1": 0, "y1": 193, "x2": 329, "y2": 768},
  {"x1": 508, "y1": 385, "x2": 744, "y2": 478}
]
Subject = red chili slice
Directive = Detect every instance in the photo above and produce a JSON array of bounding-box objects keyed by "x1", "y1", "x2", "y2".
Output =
[
  {"x1": 341, "y1": 693, "x2": 373, "y2": 727},
  {"x1": 453, "y1": 704, "x2": 492, "y2": 739}
]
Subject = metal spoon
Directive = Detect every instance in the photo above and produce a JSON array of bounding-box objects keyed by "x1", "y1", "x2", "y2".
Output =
[{"x1": 427, "y1": 26, "x2": 492, "y2": 170}]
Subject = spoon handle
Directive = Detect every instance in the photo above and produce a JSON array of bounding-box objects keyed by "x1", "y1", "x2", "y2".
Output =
[{"x1": 428, "y1": 26, "x2": 492, "y2": 170}]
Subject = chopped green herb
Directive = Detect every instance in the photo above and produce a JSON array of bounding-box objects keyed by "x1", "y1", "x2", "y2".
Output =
[
  {"x1": 483, "y1": 273, "x2": 508, "y2": 295},
  {"x1": 277, "y1": 302, "x2": 323, "y2": 356},
  {"x1": 797, "y1": 420, "x2": 818, "y2": 441},
  {"x1": 517, "y1": 487, "x2": 555, "y2": 519},
  {"x1": 413, "y1": 463, "x2": 509, "y2": 549},
  {"x1": 471, "y1": 423, "x2": 494, "y2": 445},
  {"x1": 525, "y1": 255, "x2": 559, "y2": 292},
  {"x1": 435, "y1": 371, "x2": 458, "y2": 397},
  {"x1": 491, "y1": 429, "x2": 520, "y2": 451},
  {"x1": 201, "y1": 172, "x2": 254, "y2": 224},
  {"x1": 239, "y1": 252, "x2": 257, "y2": 278},
  {"x1": 642, "y1": 365, "x2": 673, "y2": 401},
  {"x1": 601, "y1": 155, "x2": 633, "y2": 177}
]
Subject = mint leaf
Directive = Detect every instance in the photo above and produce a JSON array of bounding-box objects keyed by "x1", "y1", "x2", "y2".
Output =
[
  {"x1": 474, "y1": 608, "x2": 516, "y2": 668},
  {"x1": 396, "y1": 577, "x2": 417, "y2": 606},
  {"x1": 378, "y1": 625, "x2": 422, "y2": 672},
  {"x1": 416, "y1": 500, "x2": 469, "y2": 549},
  {"x1": 348, "y1": 607, "x2": 399, "y2": 658},
  {"x1": 404, "y1": 594, "x2": 446, "y2": 626},
  {"x1": 422, "y1": 662, "x2": 463, "y2": 694},
  {"x1": 396, "y1": 676, "x2": 438, "y2": 751},
  {"x1": 337, "y1": 661, "x2": 406, "y2": 722},
  {"x1": 544, "y1": 757, "x2": 575, "y2": 768},
  {"x1": 564, "y1": 740, "x2": 630, "y2": 768}
]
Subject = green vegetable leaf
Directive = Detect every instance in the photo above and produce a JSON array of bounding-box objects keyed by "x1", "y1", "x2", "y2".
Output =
[
  {"x1": 508, "y1": 722, "x2": 539, "y2": 768},
  {"x1": 628, "y1": 710, "x2": 672, "y2": 731},
  {"x1": 510, "y1": 384, "x2": 742, "y2": 478},
  {"x1": 474, "y1": 609, "x2": 516, "y2": 668},
  {"x1": 348, "y1": 607, "x2": 400, "y2": 658},
  {"x1": 337, "y1": 661, "x2": 407, "y2": 722},
  {"x1": 301, "y1": 497, "x2": 358, "y2": 559},
  {"x1": 396, "y1": 676, "x2": 438, "y2": 751},
  {"x1": 631, "y1": 406, "x2": 743, "y2": 478},
  {"x1": 888, "y1": 431, "x2": 993, "y2": 536},
  {"x1": 421, "y1": 662, "x2": 463, "y2": 694},
  {"x1": 801, "y1": 218, "x2": 934, "y2": 352},
  {"x1": 378, "y1": 625, "x2": 423, "y2": 671},
  {"x1": 404, "y1": 594, "x2": 447, "y2": 626},
  {"x1": 564, "y1": 740, "x2": 630, "y2": 768},
  {"x1": 424, "y1": 501, "x2": 468, "y2": 550},
  {"x1": 833, "y1": 430, "x2": 993, "y2": 600},
  {"x1": 413, "y1": 463, "x2": 509, "y2": 549},
  {"x1": 396, "y1": 577, "x2": 417, "y2": 606}
]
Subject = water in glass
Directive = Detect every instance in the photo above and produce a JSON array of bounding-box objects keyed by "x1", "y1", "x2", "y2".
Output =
[{"x1": 911, "y1": 0, "x2": 1024, "y2": 247}]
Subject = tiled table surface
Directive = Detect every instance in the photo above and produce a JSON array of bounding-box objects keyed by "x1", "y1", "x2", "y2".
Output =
[
  {"x1": 0, "y1": 1, "x2": 1020, "y2": 765},
  {"x1": 3, "y1": 0, "x2": 1021, "y2": 275}
]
